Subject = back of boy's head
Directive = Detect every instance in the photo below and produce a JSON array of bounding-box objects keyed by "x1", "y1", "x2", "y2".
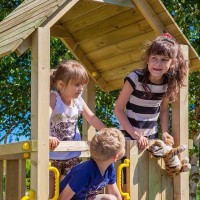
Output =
[
  {"x1": 50, "y1": 60, "x2": 89, "y2": 90},
  {"x1": 90, "y1": 128, "x2": 125, "y2": 162}
]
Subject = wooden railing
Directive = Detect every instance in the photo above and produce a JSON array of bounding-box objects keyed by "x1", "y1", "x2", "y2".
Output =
[{"x1": 0, "y1": 140, "x2": 177, "y2": 200}]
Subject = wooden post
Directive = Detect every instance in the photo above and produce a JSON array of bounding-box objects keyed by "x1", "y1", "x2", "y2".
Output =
[
  {"x1": 172, "y1": 45, "x2": 189, "y2": 200},
  {"x1": 82, "y1": 77, "x2": 96, "y2": 141},
  {"x1": 31, "y1": 27, "x2": 50, "y2": 199}
]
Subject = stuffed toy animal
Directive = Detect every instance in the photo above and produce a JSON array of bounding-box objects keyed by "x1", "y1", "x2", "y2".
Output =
[{"x1": 148, "y1": 139, "x2": 191, "y2": 176}]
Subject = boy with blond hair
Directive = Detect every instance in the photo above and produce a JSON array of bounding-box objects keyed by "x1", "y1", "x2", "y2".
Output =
[{"x1": 59, "y1": 128, "x2": 125, "y2": 200}]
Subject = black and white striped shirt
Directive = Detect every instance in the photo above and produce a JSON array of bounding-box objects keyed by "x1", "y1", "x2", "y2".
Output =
[{"x1": 121, "y1": 69, "x2": 168, "y2": 137}]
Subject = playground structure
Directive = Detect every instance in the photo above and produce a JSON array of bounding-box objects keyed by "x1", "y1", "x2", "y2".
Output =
[{"x1": 0, "y1": 0, "x2": 200, "y2": 199}]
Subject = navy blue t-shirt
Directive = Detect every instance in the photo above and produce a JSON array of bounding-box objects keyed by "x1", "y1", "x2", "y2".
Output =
[{"x1": 60, "y1": 158, "x2": 116, "y2": 200}]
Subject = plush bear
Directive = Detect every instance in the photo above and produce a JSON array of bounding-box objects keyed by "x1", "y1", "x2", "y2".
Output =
[{"x1": 148, "y1": 139, "x2": 191, "y2": 176}]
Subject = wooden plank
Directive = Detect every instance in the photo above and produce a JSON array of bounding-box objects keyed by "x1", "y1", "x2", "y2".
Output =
[
  {"x1": 108, "y1": 79, "x2": 124, "y2": 91},
  {"x1": 82, "y1": 79, "x2": 96, "y2": 141},
  {"x1": 0, "y1": 17, "x2": 46, "y2": 44},
  {"x1": 92, "y1": 50, "x2": 142, "y2": 71},
  {"x1": 138, "y1": 149, "x2": 149, "y2": 200},
  {"x1": 0, "y1": 0, "x2": 57, "y2": 34},
  {"x1": 79, "y1": 19, "x2": 152, "y2": 53},
  {"x1": 161, "y1": 159, "x2": 174, "y2": 200},
  {"x1": 60, "y1": 35, "x2": 110, "y2": 91},
  {"x1": 51, "y1": 24, "x2": 74, "y2": 39},
  {"x1": 71, "y1": 9, "x2": 144, "y2": 42},
  {"x1": 16, "y1": 37, "x2": 31, "y2": 56},
  {"x1": 0, "y1": 39, "x2": 23, "y2": 58},
  {"x1": 87, "y1": 31, "x2": 155, "y2": 64},
  {"x1": 60, "y1": 0, "x2": 105, "y2": 23},
  {"x1": 148, "y1": 154, "x2": 162, "y2": 200},
  {"x1": 190, "y1": 58, "x2": 200, "y2": 71},
  {"x1": 101, "y1": 62, "x2": 141, "y2": 81},
  {"x1": 0, "y1": 141, "x2": 37, "y2": 158},
  {"x1": 31, "y1": 27, "x2": 50, "y2": 199},
  {"x1": 41, "y1": 0, "x2": 80, "y2": 28},
  {"x1": 126, "y1": 140, "x2": 138, "y2": 199},
  {"x1": 18, "y1": 159, "x2": 26, "y2": 199},
  {"x1": 132, "y1": 0, "x2": 167, "y2": 34},
  {"x1": 0, "y1": 161, "x2": 3, "y2": 200},
  {"x1": 89, "y1": 0, "x2": 134, "y2": 7},
  {"x1": 6, "y1": 0, "x2": 37, "y2": 14},
  {"x1": 64, "y1": 4, "x2": 129, "y2": 33},
  {"x1": 146, "y1": 0, "x2": 165, "y2": 14},
  {"x1": 1, "y1": 0, "x2": 53, "y2": 24},
  {"x1": 0, "y1": 5, "x2": 56, "y2": 39},
  {"x1": 172, "y1": 45, "x2": 189, "y2": 200},
  {"x1": 53, "y1": 141, "x2": 90, "y2": 152},
  {"x1": 5, "y1": 160, "x2": 20, "y2": 199},
  {"x1": 0, "y1": 28, "x2": 36, "y2": 48}
]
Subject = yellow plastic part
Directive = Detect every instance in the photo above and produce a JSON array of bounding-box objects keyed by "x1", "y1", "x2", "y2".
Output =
[
  {"x1": 92, "y1": 72, "x2": 97, "y2": 77},
  {"x1": 21, "y1": 190, "x2": 35, "y2": 200},
  {"x1": 117, "y1": 159, "x2": 130, "y2": 200},
  {"x1": 49, "y1": 163, "x2": 60, "y2": 200},
  {"x1": 23, "y1": 153, "x2": 30, "y2": 159},
  {"x1": 23, "y1": 142, "x2": 30, "y2": 150}
]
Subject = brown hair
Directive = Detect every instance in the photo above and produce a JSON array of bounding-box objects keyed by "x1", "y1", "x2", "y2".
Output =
[
  {"x1": 50, "y1": 60, "x2": 89, "y2": 90},
  {"x1": 142, "y1": 35, "x2": 188, "y2": 101},
  {"x1": 90, "y1": 128, "x2": 125, "y2": 162}
]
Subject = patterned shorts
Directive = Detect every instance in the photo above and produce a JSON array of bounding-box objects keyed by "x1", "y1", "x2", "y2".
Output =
[{"x1": 49, "y1": 157, "x2": 81, "y2": 178}]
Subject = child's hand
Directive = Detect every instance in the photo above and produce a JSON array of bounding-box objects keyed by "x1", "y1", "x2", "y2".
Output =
[
  {"x1": 162, "y1": 132, "x2": 174, "y2": 144},
  {"x1": 49, "y1": 136, "x2": 60, "y2": 150},
  {"x1": 137, "y1": 136, "x2": 148, "y2": 150}
]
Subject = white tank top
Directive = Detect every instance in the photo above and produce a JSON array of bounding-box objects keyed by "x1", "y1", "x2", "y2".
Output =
[{"x1": 50, "y1": 90, "x2": 83, "y2": 160}]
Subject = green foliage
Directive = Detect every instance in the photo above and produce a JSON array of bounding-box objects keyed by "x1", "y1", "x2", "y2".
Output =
[
  {"x1": 26, "y1": 159, "x2": 31, "y2": 190},
  {"x1": 161, "y1": 0, "x2": 200, "y2": 53},
  {"x1": 96, "y1": 87, "x2": 119, "y2": 127},
  {"x1": 0, "y1": 52, "x2": 31, "y2": 143}
]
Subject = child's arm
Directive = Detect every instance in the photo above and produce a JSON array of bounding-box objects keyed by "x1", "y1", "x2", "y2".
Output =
[
  {"x1": 58, "y1": 184, "x2": 75, "y2": 200},
  {"x1": 160, "y1": 97, "x2": 174, "y2": 143},
  {"x1": 106, "y1": 182, "x2": 122, "y2": 200},
  {"x1": 82, "y1": 100, "x2": 106, "y2": 131},
  {"x1": 114, "y1": 81, "x2": 148, "y2": 149}
]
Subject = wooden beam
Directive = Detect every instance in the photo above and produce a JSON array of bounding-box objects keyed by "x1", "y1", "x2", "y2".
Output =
[
  {"x1": 16, "y1": 36, "x2": 31, "y2": 56},
  {"x1": 82, "y1": 78, "x2": 96, "y2": 141},
  {"x1": 51, "y1": 24, "x2": 73, "y2": 39},
  {"x1": 172, "y1": 45, "x2": 189, "y2": 200},
  {"x1": 31, "y1": 27, "x2": 50, "y2": 199},
  {"x1": 88, "y1": 0, "x2": 134, "y2": 7},
  {"x1": 132, "y1": 0, "x2": 167, "y2": 35},
  {"x1": 53, "y1": 141, "x2": 90, "y2": 157},
  {"x1": 41, "y1": 0, "x2": 79, "y2": 28},
  {"x1": 0, "y1": 140, "x2": 37, "y2": 158}
]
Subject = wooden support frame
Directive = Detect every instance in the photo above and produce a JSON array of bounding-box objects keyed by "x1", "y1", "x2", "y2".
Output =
[
  {"x1": 132, "y1": 0, "x2": 167, "y2": 35},
  {"x1": 31, "y1": 27, "x2": 50, "y2": 199},
  {"x1": 82, "y1": 77, "x2": 96, "y2": 141},
  {"x1": 172, "y1": 45, "x2": 189, "y2": 200}
]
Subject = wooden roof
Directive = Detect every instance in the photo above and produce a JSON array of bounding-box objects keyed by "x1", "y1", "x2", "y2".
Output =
[{"x1": 0, "y1": 0, "x2": 199, "y2": 92}]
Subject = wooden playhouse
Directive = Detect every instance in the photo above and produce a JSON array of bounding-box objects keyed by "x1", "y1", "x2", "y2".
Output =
[{"x1": 0, "y1": 0, "x2": 200, "y2": 199}]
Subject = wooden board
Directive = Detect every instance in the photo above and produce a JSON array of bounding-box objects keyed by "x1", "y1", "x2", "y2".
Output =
[
  {"x1": 70, "y1": 9, "x2": 144, "y2": 42},
  {"x1": 64, "y1": 4, "x2": 129, "y2": 33}
]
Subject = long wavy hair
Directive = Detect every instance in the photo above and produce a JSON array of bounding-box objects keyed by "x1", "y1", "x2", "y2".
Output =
[{"x1": 142, "y1": 35, "x2": 188, "y2": 101}]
